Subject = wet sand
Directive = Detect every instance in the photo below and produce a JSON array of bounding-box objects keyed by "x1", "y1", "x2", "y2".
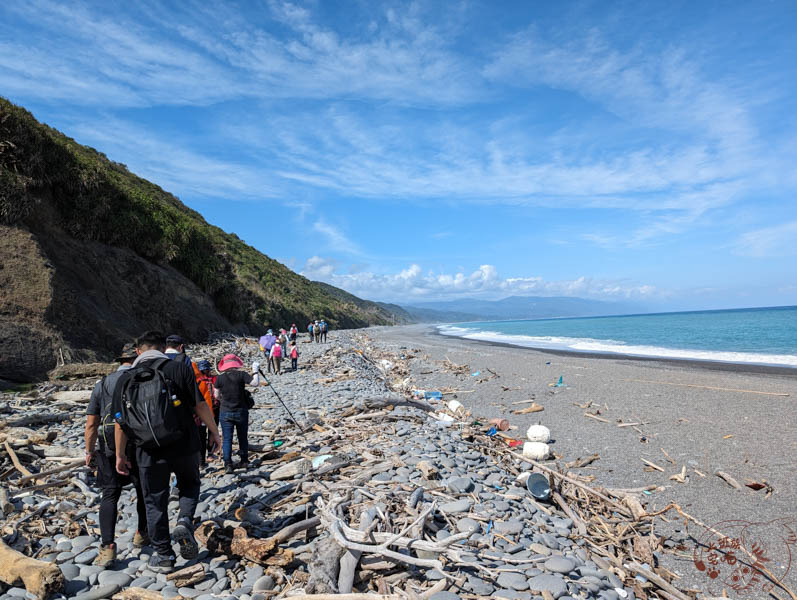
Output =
[{"x1": 368, "y1": 324, "x2": 797, "y2": 596}]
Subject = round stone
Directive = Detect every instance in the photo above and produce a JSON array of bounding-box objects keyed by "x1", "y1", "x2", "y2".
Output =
[
  {"x1": 72, "y1": 584, "x2": 122, "y2": 600},
  {"x1": 545, "y1": 556, "x2": 576, "y2": 574},
  {"x1": 439, "y1": 499, "x2": 471, "y2": 514},
  {"x1": 497, "y1": 572, "x2": 529, "y2": 591},
  {"x1": 527, "y1": 574, "x2": 568, "y2": 599},
  {"x1": 456, "y1": 518, "x2": 480, "y2": 534},
  {"x1": 252, "y1": 576, "x2": 275, "y2": 592}
]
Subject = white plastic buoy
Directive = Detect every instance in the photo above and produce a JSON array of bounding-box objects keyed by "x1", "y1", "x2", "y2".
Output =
[
  {"x1": 447, "y1": 399, "x2": 465, "y2": 416},
  {"x1": 526, "y1": 424, "x2": 551, "y2": 443},
  {"x1": 522, "y1": 441, "x2": 550, "y2": 460}
]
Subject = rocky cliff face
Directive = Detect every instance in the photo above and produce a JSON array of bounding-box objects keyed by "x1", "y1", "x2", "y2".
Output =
[
  {"x1": 0, "y1": 219, "x2": 234, "y2": 381},
  {"x1": 0, "y1": 98, "x2": 403, "y2": 381}
]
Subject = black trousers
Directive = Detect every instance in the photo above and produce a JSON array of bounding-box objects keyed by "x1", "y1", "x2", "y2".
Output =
[
  {"x1": 96, "y1": 448, "x2": 147, "y2": 546},
  {"x1": 137, "y1": 451, "x2": 201, "y2": 555}
]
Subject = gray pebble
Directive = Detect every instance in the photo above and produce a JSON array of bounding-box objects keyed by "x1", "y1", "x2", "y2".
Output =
[
  {"x1": 456, "y1": 518, "x2": 480, "y2": 534},
  {"x1": 439, "y1": 499, "x2": 471, "y2": 514},
  {"x1": 59, "y1": 564, "x2": 81, "y2": 580},
  {"x1": 545, "y1": 556, "x2": 575, "y2": 574},
  {"x1": 527, "y1": 574, "x2": 568, "y2": 599},
  {"x1": 73, "y1": 549, "x2": 98, "y2": 565},
  {"x1": 497, "y1": 572, "x2": 529, "y2": 591},
  {"x1": 72, "y1": 584, "x2": 122, "y2": 600},
  {"x1": 178, "y1": 588, "x2": 203, "y2": 599},
  {"x1": 252, "y1": 575, "x2": 275, "y2": 592},
  {"x1": 429, "y1": 593, "x2": 460, "y2": 600}
]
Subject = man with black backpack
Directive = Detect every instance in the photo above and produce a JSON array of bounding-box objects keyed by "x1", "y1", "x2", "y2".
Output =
[
  {"x1": 85, "y1": 342, "x2": 149, "y2": 568},
  {"x1": 112, "y1": 331, "x2": 221, "y2": 573}
]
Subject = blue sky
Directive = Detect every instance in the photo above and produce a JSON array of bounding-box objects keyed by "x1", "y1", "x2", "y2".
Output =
[{"x1": 2, "y1": 1, "x2": 796, "y2": 310}]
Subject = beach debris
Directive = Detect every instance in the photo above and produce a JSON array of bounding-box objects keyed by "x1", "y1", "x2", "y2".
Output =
[
  {"x1": 526, "y1": 424, "x2": 551, "y2": 442},
  {"x1": 715, "y1": 470, "x2": 743, "y2": 490},
  {"x1": 488, "y1": 417, "x2": 510, "y2": 431},
  {"x1": 744, "y1": 479, "x2": 774, "y2": 496},
  {"x1": 641, "y1": 458, "x2": 666, "y2": 472},
  {"x1": 440, "y1": 357, "x2": 470, "y2": 375},
  {"x1": 548, "y1": 375, "x2": 566, "y2": 387},
  {"x1": 566, "y1": 453, "x2": 600, "y2": 469},
  {"x1": 723, "y1": 434, "x2": 734, "y2": 439},
  {"x1": 522, "y1": 441, "x2": 550, "y2": 460},
  {"x1": 0, "y1": 538, "x2": 65, "y2": 599},
  {"x1": 512, "y1": 402, "x2": 544, "y2": 414},
  {"x1": 584, "y1": 411, "x2": 609, "y2": 423},
  {"x1": 660, "y1": 448, "x2": 677, "y2": 464},
  {"x1": 669, "y1": 465, "x2": 687, "y2": 483}
]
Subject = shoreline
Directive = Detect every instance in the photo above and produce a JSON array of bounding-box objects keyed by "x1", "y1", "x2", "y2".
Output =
[{"x1": 428, "y1": 325, "x2": 797, "y2": 377}]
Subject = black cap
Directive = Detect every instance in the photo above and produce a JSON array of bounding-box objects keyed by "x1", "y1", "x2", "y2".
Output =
[{"x1": 165, "y1": 334, "x2": 184, "y2": 345}]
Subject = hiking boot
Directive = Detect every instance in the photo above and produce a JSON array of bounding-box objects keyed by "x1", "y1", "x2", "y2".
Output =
[
  {"x1": 148, "y1": 552, "x2": 176, "y2": 573},
  {"x1": 238, "y1": 460, "x2": 250, "y2": 471},
  {"x1": 93, "y1": 543, "x2": 116, "y2": 568},
  {"x1": 224, "y1": 462, "x2": 234, "y2": 474},
  {"x1": 173, "y1": 519, "x2": 199, "y2": 559},
  {"x1": 133, "y1": 530, "x2": 150, "y2": 547}
]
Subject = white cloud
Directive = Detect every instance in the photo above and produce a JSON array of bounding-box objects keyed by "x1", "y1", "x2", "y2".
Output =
[
  {"x1": 300, "y1": 259, "x2": 656, "y2": 301},
  {"x1": 734, "y1": 220, "x2": 797, "y2": 257},
  {"x1": 312, "y1": 220, "x2": 361, "y2": 255}
]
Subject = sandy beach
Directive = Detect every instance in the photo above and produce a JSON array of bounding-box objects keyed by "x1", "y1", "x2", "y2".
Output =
[{"x1": 366, "y1": 324, "x2": 797, "y2": 596}]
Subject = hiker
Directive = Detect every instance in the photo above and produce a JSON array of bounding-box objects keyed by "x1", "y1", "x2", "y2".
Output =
[
  {"x1": 85, "y1": 342, "x2": 149, "y2": 568},
  {"x1": 319, "y1": 319, "x2": 328, "y2": 343},
  {"x1": 193, "y1": 359, "x2": 217, "y2": 466},
  {"x1": 196, "y1": 360, "x2": 220, "y2": 464},
  {"x1": 307, "y1": 322, "x2": 314, "y2": 341},
  {"x1": 113, "y1": 331, "x2": 221, "y2": 573},
  {"x1": 289, "y1": 340, "x2": 299, "y2": 371},
  {"x1": 289, "y1": 323, "x2": 298, "y2": 342},
  {"x1": 164, "y1": 334, "x2": 192, "y2": 365},
  {"x1": 269, "y1": 338, "x2": 283, "y2": 374},
  {"x1": 278, "y1": 329, "x2": 288, "y2": 356},
  {"x1": 313, "y1": 320, "x2": 321, "y2": 343},
  {"x1": 214, "y1": 354, "x2": 263, "y2": 474},
  {"x1": 259, "y1": 330, "x2": 276, "y2": 372}
]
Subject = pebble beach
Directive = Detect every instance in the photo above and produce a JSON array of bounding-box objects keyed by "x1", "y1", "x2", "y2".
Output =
[{"x1": 0, "y1": 325, "x2": 794, "y2": 600}]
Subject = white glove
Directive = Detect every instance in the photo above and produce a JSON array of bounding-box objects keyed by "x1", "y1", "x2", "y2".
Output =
[{"x1": 252, "y1": 361, "x2": 260, "y2": 373}]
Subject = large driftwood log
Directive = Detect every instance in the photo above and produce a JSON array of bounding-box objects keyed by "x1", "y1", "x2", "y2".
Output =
[
  {"x1": 0, "y1": 413, "x2": 72, "y2": 430},
  {"x1": 51, "y1": 391, "x2": 92, "y2": 403},
  {"x1": 0, "y1": 539, "x2": 65, "y2": 599}
]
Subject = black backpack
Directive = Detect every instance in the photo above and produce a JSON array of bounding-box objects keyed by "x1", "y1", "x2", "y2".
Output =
[{"x1": 115, "y1": 358, "x2": 184, "y2": 449}]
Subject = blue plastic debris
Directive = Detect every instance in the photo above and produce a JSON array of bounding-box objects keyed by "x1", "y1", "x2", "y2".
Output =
[
  {"x1": 424, "y1": 390, "x2": 443, "y2": 399},
  {"x1": 471, "y1": 371, "x2": 481, "y2": 377},
  {"x1": 486, "y1": 426, "x2": 498, "y2": 437}
]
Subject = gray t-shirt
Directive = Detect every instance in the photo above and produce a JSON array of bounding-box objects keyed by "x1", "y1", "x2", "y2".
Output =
[{"x1": 86, "y1": 365, "x2": 133, "y2": 419}]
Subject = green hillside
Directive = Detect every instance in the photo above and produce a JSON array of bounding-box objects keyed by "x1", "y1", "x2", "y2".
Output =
[{"x1": 0, "y1": 97, "x2": 400, "y2": 331}]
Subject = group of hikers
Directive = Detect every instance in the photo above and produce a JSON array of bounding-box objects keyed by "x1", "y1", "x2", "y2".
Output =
[
  {"x1": 257, "y1": 319, "x2": 329, "y2": 374},
  {"x1": 82, "y1": 322, "x2": 327, "y2": 574}
]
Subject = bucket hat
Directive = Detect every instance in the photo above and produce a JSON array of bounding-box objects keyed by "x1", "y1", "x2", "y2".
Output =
[{"x1": 218, "y1": 353, "x2": 244, "y2": 372}]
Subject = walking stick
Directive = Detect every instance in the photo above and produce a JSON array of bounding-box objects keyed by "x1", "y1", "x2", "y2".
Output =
[{"x1": 257, "y1": 368, "x2": 305, "y2": 432}]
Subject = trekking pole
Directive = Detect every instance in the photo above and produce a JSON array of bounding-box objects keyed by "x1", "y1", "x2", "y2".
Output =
[{"x1": 257, "y1": 368, "x2": 305, "y2": 432}]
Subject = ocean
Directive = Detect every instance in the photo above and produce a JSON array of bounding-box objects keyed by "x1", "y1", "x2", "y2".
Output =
[{"x1": 438, "y1": 305, "x2": 797, "y2": 368}]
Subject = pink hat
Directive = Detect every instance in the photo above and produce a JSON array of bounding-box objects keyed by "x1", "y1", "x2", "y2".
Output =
[{"x1": 218, "y1": 353, "x2": 244, "y2": 372}]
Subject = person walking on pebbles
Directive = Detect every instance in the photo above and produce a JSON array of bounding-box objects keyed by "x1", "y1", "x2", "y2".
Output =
[
  {"x1": 214, "y1": 354, "x2": 265, "y2": 474},
  {"x1": 270, "y1": 337, "x2": 283, "y2": 374},
  {"x1": 85, "y1": 342, "x2": 149, "y2": 568},
  {"x1": 289, "y1": 340, "x2": 299, "y2": 371},
  {"x1": 113, "y1": 331, "x2": 221, "y2": 573}
]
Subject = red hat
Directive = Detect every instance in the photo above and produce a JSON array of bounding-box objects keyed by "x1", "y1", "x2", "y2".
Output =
[{"x1": 218, "y1": 353, "x2": 244, "y2": 372}]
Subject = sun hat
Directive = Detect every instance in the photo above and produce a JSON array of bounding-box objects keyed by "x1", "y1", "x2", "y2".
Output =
[
  {"x1": 218, "y1": 354, "x2": 244, "y2": 372},
  {"x1": 115, "y1": 342, "x2": 138, "y2": 362}
]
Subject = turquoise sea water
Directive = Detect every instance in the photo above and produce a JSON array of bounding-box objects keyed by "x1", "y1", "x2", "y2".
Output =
[{"x1": 438, "y1": 305, "x2": 797, "y2": 367}]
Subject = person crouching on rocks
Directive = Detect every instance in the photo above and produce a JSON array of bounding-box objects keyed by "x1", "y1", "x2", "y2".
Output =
[
  {"x1": 85, "y1": 342, "x2": 149, "y2": 569},
  {"x1": 214, "y1": 354, "x2": 265, "y2": 474}
]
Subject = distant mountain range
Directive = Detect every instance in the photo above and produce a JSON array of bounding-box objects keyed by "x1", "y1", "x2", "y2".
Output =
[{"x1": 398, "y1": 295, "x2": 644, "y2": 323}]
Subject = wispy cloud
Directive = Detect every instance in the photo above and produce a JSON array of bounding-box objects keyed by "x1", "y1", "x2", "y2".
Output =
[
  {"x1": 0, "y1": 0, "x2": 477, "y2": 108},
  {"x1": 301, "y1": 258, "x2": 656, "y2": 301},
  {"x1": 734, "y1": 220, "x2": 797, "y2": 257},
  {"x1": 311, "y1": 219, "x2": 361, "y2": 255}
]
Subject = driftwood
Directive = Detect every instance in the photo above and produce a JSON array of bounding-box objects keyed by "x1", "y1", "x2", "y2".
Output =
[
  {"x1": 271, "y1": 458, "x2": 311, "y2": 480},
  {"x1": 338, "y1": 507, "x2": 377, "y2": 594},
  {"x1": 4, "y1": 442, "x2": 32, "y2": 477},
  {"x1": 166, "y1": 564, "x2": 205, "y2": 587},
  {"x1": 0, "y1": 538, "x2": 65, "y2": 599},
  {"x1": 50, "y1": 390, "x2": 92, "y2": 403},
  {"x1": 15, "y1": 459, "x2": 84, "y2": 485},
  {"x1": 715, "y1": 470, "x2": 742, "y2": 490},
  {"x1": 195, "y1": 517, "x2": 320, "y2": 566},
  {"x1": 112, "y1": 588, "x2": 175, "y2": 600},
  {"x1": 0, "y1": 413, "x2": 72, "y2": 430}
]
